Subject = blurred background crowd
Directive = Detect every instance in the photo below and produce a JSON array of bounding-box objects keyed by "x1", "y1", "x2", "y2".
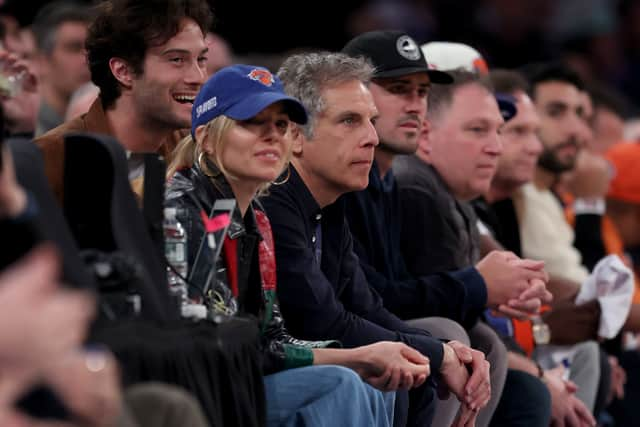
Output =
[{"x1": 5, "y1": 0, "x2": 640, "y2": 133}]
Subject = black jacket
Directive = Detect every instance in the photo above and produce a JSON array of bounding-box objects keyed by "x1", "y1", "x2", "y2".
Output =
[
  {"x1": 344, "y1": 161, "x2": 487, "y2": 328},
  {"x1": 165, "y1": 163, "x2": 338, "y2": 374},
  {"x1": 394, "y1": 156, "x2": 486, "y2": 286},
  {"x1": 261, "y1": 165, "x2": 446, "y2": 372}
]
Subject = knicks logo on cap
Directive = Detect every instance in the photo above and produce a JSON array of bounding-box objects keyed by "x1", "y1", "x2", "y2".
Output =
[{"x1": 248, "y1": 69, "x2": 274, "y2": 86}]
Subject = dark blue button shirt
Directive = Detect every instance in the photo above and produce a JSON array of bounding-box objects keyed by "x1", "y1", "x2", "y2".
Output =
[
  {"x1": 261, "y1": 166, "x2": 445, "y2": 371},
  {"x1": 344, "y1": 161, "x2": 487, "y2": 328}
]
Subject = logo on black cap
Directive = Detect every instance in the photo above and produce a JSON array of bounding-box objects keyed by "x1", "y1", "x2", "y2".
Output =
[{"x1": 396, "y1": 35, "x2": 421, "y2": 61}]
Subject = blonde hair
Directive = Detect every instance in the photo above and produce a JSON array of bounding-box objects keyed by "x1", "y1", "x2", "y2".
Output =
[
  {"x1": 167, "y1": 115, "x2": 291, "y2": 195},
  {"x1": 167, "y1": 115, "x2": 235, "y2": 178}
]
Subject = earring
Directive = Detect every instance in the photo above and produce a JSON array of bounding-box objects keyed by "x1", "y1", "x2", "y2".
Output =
[
  {"x1": 272, "y1": 164, "x2": 291, "y2": 186},
  {"x1": 197, "y1": 152, "x2": 209, "y2": 175},
  {"x1": 198, "y1": 152, "x2": 217, "y2": 178}
]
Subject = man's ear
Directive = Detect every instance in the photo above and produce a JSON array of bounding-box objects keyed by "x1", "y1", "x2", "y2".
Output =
[
  {"x1": 418, "y1": 118, "x2": 432, "y2": 152},
  {"x1": 108, "y1": 58, "x2": 134, "y2": 89},
  {"x1": 290, "y1": 124, "x2": 305, "y2": 156}
]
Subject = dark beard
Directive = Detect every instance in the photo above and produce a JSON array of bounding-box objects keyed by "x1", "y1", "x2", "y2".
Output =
[
  {"x1": 537, "y1": 140, "x2": 579, "y2": 174},
  {"x1": 378, "y1": 140, "x2": 417, "y2": 155}
]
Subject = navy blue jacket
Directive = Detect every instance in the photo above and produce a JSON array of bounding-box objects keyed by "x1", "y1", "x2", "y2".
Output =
[
  {"x1": 394, "y1": 156, "x2": 483, "y2": 273},
  {"x1": 261, "y1": 166, "x2": 445, "y2": 371},
  {"x1": 344, "y1": 162, "x2": 486, "y2": 328}
]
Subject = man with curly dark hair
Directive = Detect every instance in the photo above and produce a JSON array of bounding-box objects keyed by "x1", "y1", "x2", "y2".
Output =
[{"x1": 36, "y1": 0, "x2": 212, "y2": 204}]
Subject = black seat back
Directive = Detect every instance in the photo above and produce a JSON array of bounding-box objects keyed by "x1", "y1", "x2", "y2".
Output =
[
  {"x1": 63, "y1": 133, "x2": 173, "y2": 321},
  {"x1": 142, "y1": 153, "x2": 167, "y2": 263},
  {"x1": 9, "y1": 137, "x2": 96, "y2": 289}
]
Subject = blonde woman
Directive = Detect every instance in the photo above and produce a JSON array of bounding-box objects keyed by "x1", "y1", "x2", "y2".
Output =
[{"x1": 165, "y1": 64, "x2": 439, "y2": 427}]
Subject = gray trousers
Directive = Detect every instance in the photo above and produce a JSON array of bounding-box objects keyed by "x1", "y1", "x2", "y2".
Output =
[
  {"x1": 406, "y1": 318, "x2": 508, "y2": 427},
  {"x1": 534, "y1": 340, "x2": 601, "y2": 412},
  {"x1": 570, "y1": 341, "x2": 601, "y2": 412}
]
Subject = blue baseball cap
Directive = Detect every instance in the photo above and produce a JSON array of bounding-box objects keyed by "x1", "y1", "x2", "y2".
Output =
[
  {"x1": 191, "y1": 64, "x2": 308, "y2": 137},
  {"x1": 495, "y1": 93, "x2": 517, "y2": 121}
]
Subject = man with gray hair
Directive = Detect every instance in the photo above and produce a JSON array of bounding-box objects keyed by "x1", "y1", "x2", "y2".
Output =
[
  {"x1": 262, "y1": 51, "x2": 491, "y2": 427},
  {"x1": 31, "y1": 0, "x2": 92, "y2": 135}
]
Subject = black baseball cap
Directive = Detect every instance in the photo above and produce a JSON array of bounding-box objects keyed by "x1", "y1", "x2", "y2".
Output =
[{"x1": 342, "y1": 30, "x2": 453, "y2": 84}]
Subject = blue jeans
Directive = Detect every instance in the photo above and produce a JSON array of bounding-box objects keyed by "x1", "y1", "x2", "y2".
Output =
[{"x1": 264, "y1": 365, "x2": 395, "y2": 427}]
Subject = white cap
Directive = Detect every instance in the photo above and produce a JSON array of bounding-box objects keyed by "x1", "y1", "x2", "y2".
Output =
[{"x1": 421, "y1": 42, "x2": 489, "y2": 75}]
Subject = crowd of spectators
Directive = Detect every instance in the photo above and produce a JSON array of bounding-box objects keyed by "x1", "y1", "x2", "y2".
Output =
[{"x1": 1, "y1": 0, "x2": 640, "y2": 426}]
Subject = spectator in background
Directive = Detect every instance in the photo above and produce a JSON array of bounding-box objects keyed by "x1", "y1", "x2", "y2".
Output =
[
  {"x1": 515, "y1": 63, "x2": 593, "y2": 285},
  {"x1": 64, "y1": 81, "x2": 99, "y2": 121},
  {"x1": 204, "y1": 32, "x2": 233, "y2": 75},
  {"x1": 514, "y1": 63, "x2": 620, "y2": 417},
  {"x1": 32, "y1": 0, "x2": 92, "y2": 136},
  {"x1": 0, "y1": 48, "x2": 40, "y2": 137},
  {"x1": 0, "y1": 3, "x2": 37, "y2": 66},
  {"x1": 588, "y1": 82, "x2": 629, "y2": 154},
  {"x1": 0, "y1": 22, "x2": 36, "y2": 67},
  {"x1": 560, "y1": 87, "x2": 616, "y2": 274},
  {"x1": 476, "y1": 69, "x2": 601, "y2": 427},
  {"x1": 605, "y1": 142, "x2": 640, "y2": 426},
  {"x1": 623, "y1": 118, "x2": 640, "y2": 141}
]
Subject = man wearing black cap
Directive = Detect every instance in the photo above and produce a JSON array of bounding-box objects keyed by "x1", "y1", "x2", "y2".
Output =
[
  {"x1": 341, "y1": 30, "x2": 552, "y2": 427},
  {"x1": 341, "y1": 31, "x2": 453, "y2": 84}
]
